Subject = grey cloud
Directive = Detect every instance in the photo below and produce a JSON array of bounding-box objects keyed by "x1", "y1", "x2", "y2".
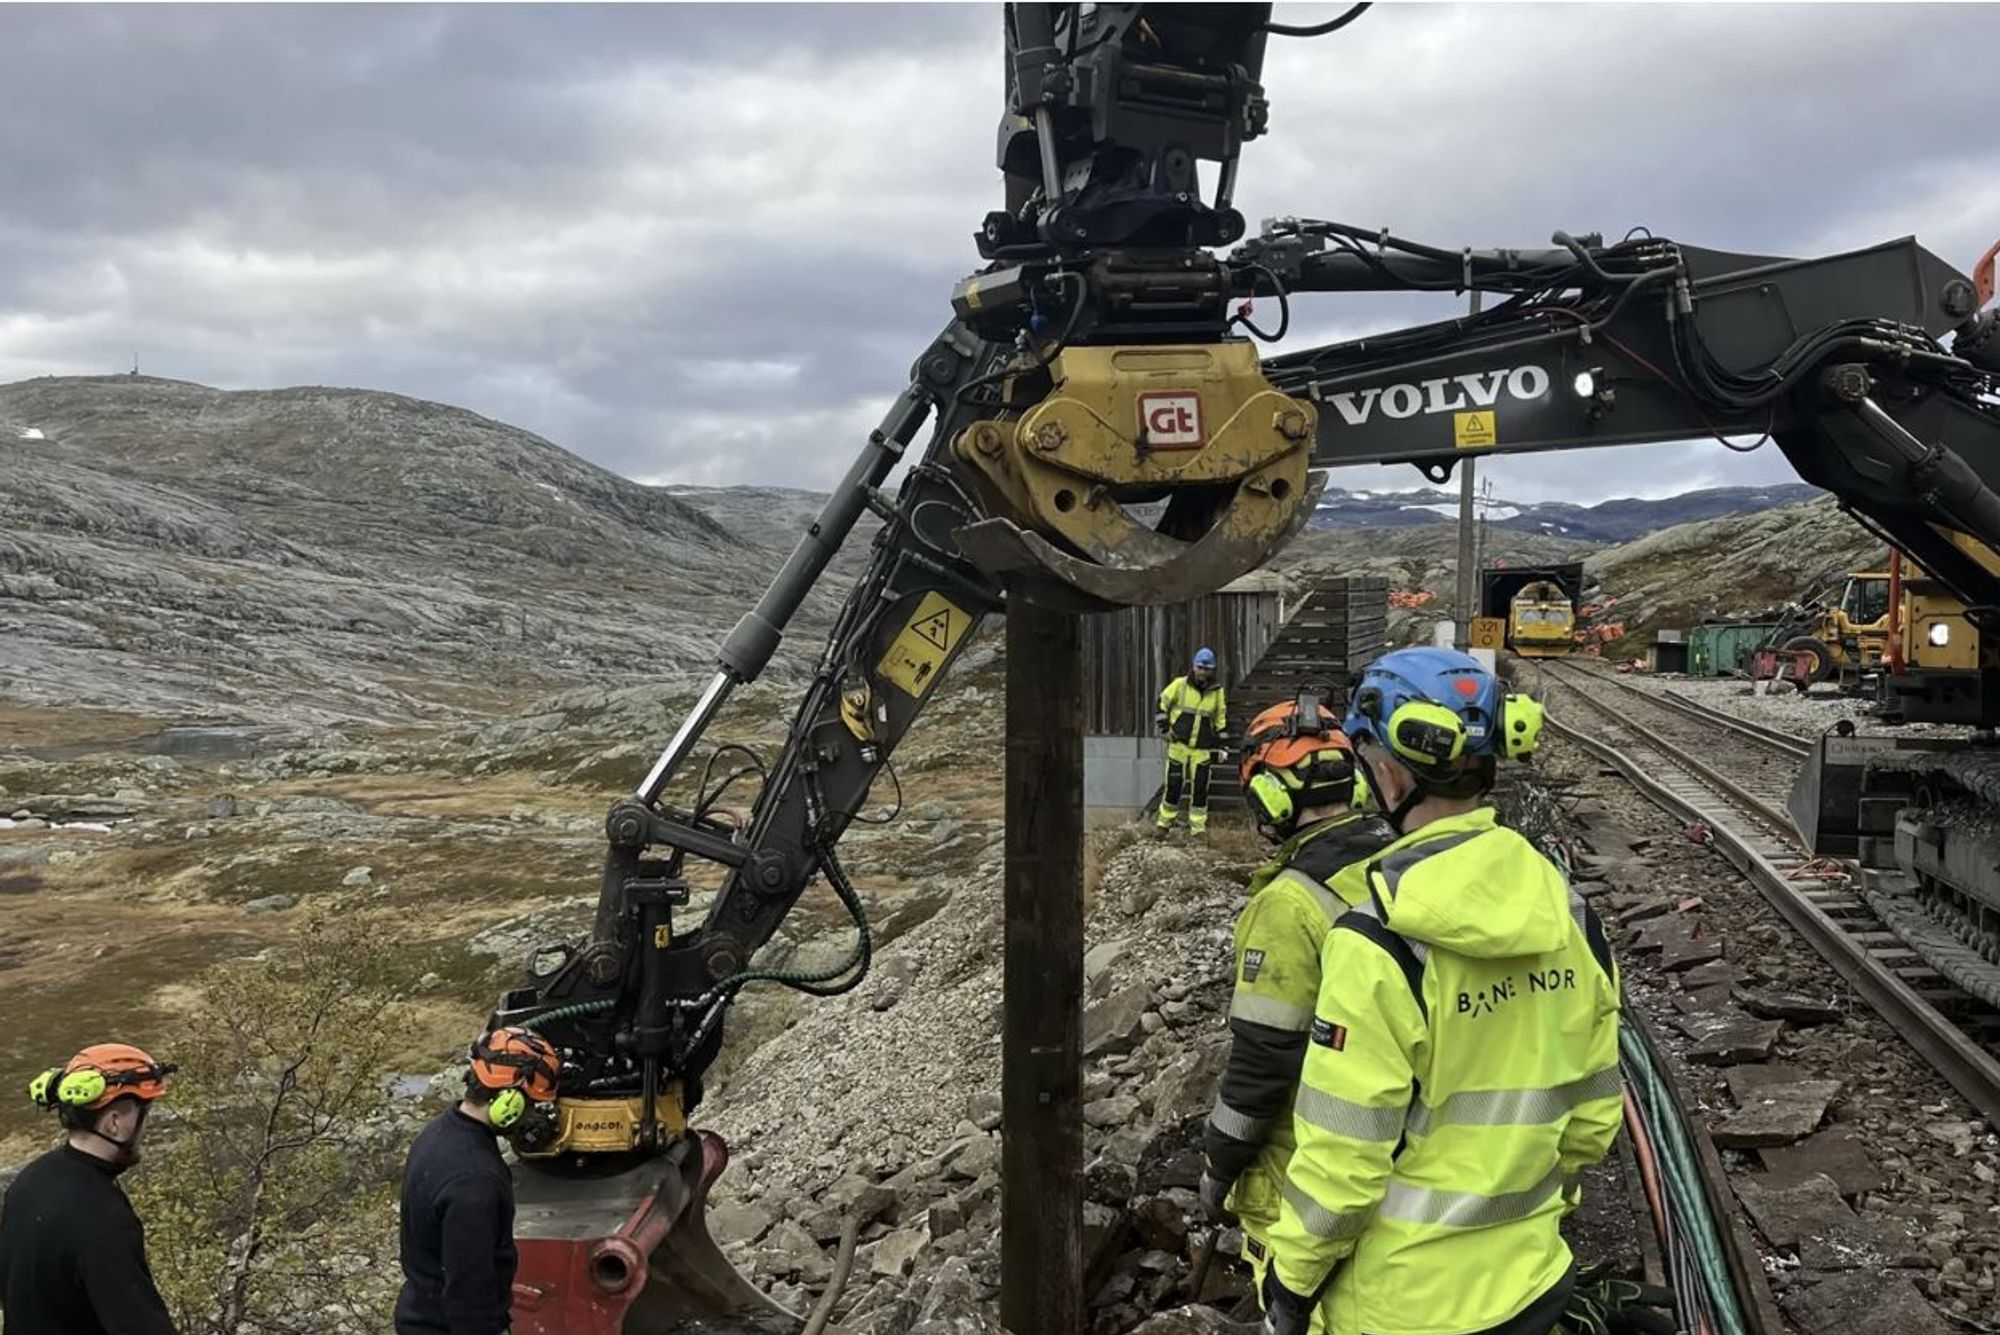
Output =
[{"x1": 2, "y1": 3, "x2": 1996, "y2": 501}]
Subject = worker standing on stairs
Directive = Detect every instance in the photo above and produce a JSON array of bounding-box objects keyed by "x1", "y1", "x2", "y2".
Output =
[
  {"x1": 1199, "y1": 696, "x2": 1393, "y2": 1328},
  {"x1": 1259, "y1": 648, "x2": 1623, "y2": 1335},
  {"x1": 1155, "y1": 646, "x2": 1228, "y2": 839}
]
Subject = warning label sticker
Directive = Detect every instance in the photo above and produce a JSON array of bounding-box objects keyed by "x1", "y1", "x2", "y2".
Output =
[
  {"x1": 1453, "y1": 410, "x2": 1497, "y2": 450},
  {"x1": 878, "y1": 591, "x2": 972, "y2": 698}
]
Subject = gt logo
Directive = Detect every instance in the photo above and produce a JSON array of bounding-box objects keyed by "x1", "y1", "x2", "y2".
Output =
[{"x1": 1138, "y1": 392, "x2": 1204, "y2": 449}]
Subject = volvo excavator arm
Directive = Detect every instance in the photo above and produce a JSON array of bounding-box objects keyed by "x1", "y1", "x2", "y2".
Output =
[
  {"x1": 1245, "y1": 221, "x2": 2000, "y2": 606},
  {"x1": 480, "y1": 6, "x2": 2000, "y2": 1329}
]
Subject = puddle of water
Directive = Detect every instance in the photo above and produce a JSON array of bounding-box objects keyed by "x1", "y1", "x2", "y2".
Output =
[
  {"x1": 22, "y1": 725, "x2": 283, "y2": 764},
  {"x1": 386, "y1": 1074, "x2": 437, "y2": 1102}
]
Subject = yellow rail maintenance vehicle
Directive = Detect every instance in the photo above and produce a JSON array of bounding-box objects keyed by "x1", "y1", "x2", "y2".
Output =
[
  {"x1": 1478, "y1": 562, "x2": 1585, "y2": 660},
  {"x1": 1508, "y1": 579, "x2": 1578, "y2": 658}
]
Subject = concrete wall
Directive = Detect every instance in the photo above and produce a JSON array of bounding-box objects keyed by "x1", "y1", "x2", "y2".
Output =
[{"x1": 1084, "y1": 734, "x2": 1166, "y2": 828}]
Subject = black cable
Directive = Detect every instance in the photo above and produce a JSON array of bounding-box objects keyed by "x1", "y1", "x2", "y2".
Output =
[
  {"x1": 908, "y1": 460, "x2": 984, "y2": 517},
  {"x1": 1232, "y1": 263, "x2": 1292, "y2": 341},
  {"x1": 1058, "y1": 2, "x2": 1083, "y2": 58},
  {"x1": 694, "y1": 766, "x2": 764, "y2": 820},
  {"x1": 848, "y1": 758, "x2": 904, "y2": 825},
  {"x1": 1044, "y1": 269, "x2": 1090, "y2": 346},
  {"x1": 692, "y1": 742, "x2": 768, "y2": 817},
  {"x1": 1266, "y1": 2, "x2": 1371, "y2": 37},
  {"x1": 944, "y1": 270, "x2": 1088, "y2": 415}
]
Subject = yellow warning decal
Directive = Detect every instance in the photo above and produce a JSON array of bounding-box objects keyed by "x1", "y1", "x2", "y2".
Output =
[
  {"x1": 877, "y1": 591, "x2": 971, "y2": 697},
  {"x1": 1454, "y1": 410, "x2": 1496, "y2": 449}
]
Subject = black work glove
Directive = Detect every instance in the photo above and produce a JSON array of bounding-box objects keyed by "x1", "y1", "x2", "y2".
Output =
[
  {"x1": 1562, "y1": 1271, "x2": 1678, "y2": 1335},
  {"x1": 1260, "y1": 1269, "x2": 1315, "y2": 1335},
  {"x1": 1197, "y1": 1170, "x2": 1234, "y2": 1224},
  {"x1": 1155, "y1": 712, "x2": 1170, "y2": 736}
]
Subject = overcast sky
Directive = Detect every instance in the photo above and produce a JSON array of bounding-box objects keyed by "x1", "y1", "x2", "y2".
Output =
[{"x1": 3, "y1": 3, "x2": 1996, "y2": 504}]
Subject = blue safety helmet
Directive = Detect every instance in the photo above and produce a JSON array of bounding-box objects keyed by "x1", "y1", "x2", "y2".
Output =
[
  {"x1": 1192, "y1": 647, "x2": 1217, "y2": 671},
  {"x1": 1343, "y1": 647, "x2": 1544, "y2": 817}
]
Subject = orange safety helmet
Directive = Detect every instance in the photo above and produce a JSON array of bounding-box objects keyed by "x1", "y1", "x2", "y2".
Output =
[
  {"x1": 1238, "y1": 695, "x2": 1357, "y2": 788},
  {"x1": 1239, "y1": 694, "x2": 1366, "y2": 840},
  {"x1": 468, "y1": 1027, "x2": 561, "y2": 1104},
  {"x1": 29, "y1": 1042, "x2": 175, "y2": 1113}
]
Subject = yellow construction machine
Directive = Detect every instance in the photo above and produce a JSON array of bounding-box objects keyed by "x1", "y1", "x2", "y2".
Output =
[{"x1": 1753, "y1": 567, "x2": 1892, "y2": 691}]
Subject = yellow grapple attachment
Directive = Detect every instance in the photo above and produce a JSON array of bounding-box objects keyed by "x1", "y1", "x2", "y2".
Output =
[
  {"x1": 953, "y1": 342, "x2": 1322, "y2": 608},
  {"x1": 515, "y1": 1089, "x2": 689, "y2": 1159}
]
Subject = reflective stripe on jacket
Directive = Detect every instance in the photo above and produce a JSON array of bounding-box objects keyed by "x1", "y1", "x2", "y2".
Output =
[
  {"x1": 1204, "y1": 813, "x2": 1394, "y2": 1237},
  {"x1": 1159, "y1": 676, "x2": 1227, "y2": 749},
  {"x1": 1268, "y1": 807, "x2": 1623, "y2": 1335}
]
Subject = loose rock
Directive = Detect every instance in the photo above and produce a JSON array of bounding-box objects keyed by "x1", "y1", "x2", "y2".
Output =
[
  {"x1": 1084, "y1": 983, "x2": 1152, "y2": 1058},
  {"x1": 1710, "y1": 1078, "x2": 1841, "y2": 1148}
]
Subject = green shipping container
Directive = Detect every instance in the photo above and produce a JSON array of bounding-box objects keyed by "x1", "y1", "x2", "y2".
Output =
[{"x1": 1688, "y1": 621, "x2": 1780, "y2": 676}]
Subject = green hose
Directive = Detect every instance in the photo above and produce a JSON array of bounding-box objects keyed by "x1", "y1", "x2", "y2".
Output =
[
  {"x1": 1620, "y1": 1021, "x2": 1752, "y2": 1335},
  {"x1": 517, "y1": 998, "x2": 617, "y2": 1033},
  {"x1": 700, "y1": 843, "x2": 873, "y2": 1000}
]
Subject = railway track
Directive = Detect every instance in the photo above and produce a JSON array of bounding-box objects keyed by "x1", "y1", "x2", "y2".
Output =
[{"x1": 1538, "y1": 661, "x2": 2000, "y2": 1130}]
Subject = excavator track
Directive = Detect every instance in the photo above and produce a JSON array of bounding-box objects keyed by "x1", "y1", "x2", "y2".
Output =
[{"x1": 1819, "y1": 746, "x2": 2000, "y2": 993}]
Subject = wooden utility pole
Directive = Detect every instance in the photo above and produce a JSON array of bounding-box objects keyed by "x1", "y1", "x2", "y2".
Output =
[
  {"x1": 1000, "y1": 592, "x2": 1085, "y2": 1333},
  {"x1": 1455, "y1": 458, "x2": 1477, "y2": 649},
  {"x1": 1454, "y1": 286, "x2": 1485, "y2": 649}
]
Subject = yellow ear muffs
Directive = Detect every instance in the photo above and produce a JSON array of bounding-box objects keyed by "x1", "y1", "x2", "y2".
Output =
[
  {"x1": 1501, "y1": 693, "x2": 1544, "y2": 760},
  {"x1": 489, "y1": 1087, "x2": 527, "y2": 1129},
  {"x1": 28, "y1": 1068, "x2": 60, "y2": 1110},
  {"x1": 57, "y1": 1068, "x2": 108, "y2": 1108},
  {"x1": 1387, "y1": 699, "x2": 1466, "y2": 768},
  {"x1": 1246, "y1": 770, "x2": 1299, "y2": 840}
]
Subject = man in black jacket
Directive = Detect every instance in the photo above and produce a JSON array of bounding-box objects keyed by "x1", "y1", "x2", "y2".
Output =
[
  {"x1": 396, "y1": 1026, "x2": 560, "y2": 1335},
  {"x1": 1, "y1": 1041, "x2": 179, "y2": 1335}
]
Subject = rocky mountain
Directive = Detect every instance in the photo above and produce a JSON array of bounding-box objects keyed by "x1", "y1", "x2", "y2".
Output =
[
  {"x1": 0, "y1": 370, "x2": 1847, "y2": 728},
  {"x1": 0, "y1": 376, "x2": 856, "y2": 726},
  {"x1": 1311, "y1": 482, "x2": 1821, "y2": 543},
  {"x1": 1585, "y1": 494, "x2": 1886, "y2": 647}
]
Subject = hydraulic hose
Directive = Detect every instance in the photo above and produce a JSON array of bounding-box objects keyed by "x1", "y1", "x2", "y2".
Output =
[
  {"x1": 1619, "y1": 1020, "x2": 1752, "y2": 1335},
  {"x1": 518, "y1": 998, "x2": 617, "y2": 1033}
]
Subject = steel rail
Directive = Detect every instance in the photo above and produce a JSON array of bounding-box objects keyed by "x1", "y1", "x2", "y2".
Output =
[
  {"x1": 1542, "y1": 661, "x2": 1811, "y2": 758},
  {"x1": 1544, "y1": 664, "x2": 1801, "y2": 829},
  {"x1": 1656, "y1": 688, "x2": 1813, "y2": 758},
  {"x1": 1546, "y1": 678, "x2": 2000, "y2": 1130}
]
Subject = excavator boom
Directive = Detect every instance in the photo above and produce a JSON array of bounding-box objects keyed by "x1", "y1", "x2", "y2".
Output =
[
  {"x1": 478, "y1": 5, "x2": 2000, "y2": 1328},
  {"x1": 1246, "y1": 225, "x2": 2000, "y2": 614}
]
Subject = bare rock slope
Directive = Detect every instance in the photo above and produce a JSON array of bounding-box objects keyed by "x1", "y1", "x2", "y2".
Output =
[
  {"x1": 1585, "y1": 494, "x2": 1885, "y2": 646},
  {"x1": 0, "y1": 376, "x2": 847, "y2": 725}
]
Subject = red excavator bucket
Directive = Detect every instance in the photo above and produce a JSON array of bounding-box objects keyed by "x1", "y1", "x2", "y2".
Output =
[{"x1": 510, "y1": 1131, "x2": 800, "y2": 1335}]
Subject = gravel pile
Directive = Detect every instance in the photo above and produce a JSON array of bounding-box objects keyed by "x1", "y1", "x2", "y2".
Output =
[{"x1": 697, "y1": 824, "x2": 1261, "y2": 1333}]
